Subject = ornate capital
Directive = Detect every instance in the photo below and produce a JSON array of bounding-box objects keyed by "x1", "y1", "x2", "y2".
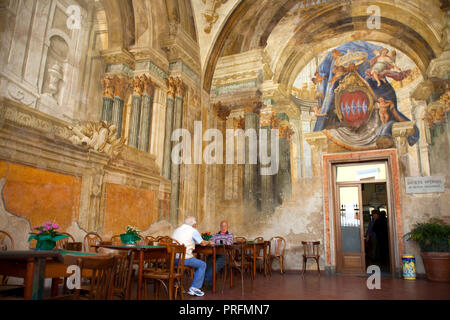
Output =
[
  {"x1": 423, "y1": 89, "x2": 450, "y2": 128},
  {"x1": 142, "y1": 74, "x2": 154, "y2": 96},
  {"x1": 113, "y1": 76, "x2": 130, "y2": 100},
  {"x1": 214, "y1": 101, "x2": 231, "y2": 121},
  {"x1": 101, "y1": 76, "x2": 115, "y2": 99},
  {"x1": 234, "y1": 116, "x2": 245, "y2": 130},
  {"x1": 244, "y1": 101, "x2": 262, "y2": 114},
  {"x1": 392, "y1": 121, "x2": 416, "y2": 155},
  {"x1": 132, "y1": 76, "x2": 144, "y2": 96},
  {"x1": 278, "y1": 123, "x2": 294, "y2": 140},
  {"x1": 166, "y1": 77, "x2": 176, "y2": 98},
  {"x1": 174, "y1": 77, "x2": 185, "y2": 97}
]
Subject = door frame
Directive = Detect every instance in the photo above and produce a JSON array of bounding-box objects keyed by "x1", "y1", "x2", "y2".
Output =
[{"x1": 323, "y1": 150, "x2": 401, "y2": 276}]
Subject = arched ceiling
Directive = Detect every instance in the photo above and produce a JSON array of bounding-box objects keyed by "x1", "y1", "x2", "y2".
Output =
[
  {"x1": 94, "y1": 0, "x2": 446, "y2": 95},
  {"x1": 202, "y1": 0, "x2": 446, "y2": 93}
]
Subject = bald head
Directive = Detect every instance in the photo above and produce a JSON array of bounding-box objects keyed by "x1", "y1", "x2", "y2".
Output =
[{"x1": 220, "y1": 220, "x2": 229, "y2": 233}]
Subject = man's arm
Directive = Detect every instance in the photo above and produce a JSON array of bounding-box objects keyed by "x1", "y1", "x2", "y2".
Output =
[{"x1": 193, "y1": 229, "x2": 210, "y2": 246}]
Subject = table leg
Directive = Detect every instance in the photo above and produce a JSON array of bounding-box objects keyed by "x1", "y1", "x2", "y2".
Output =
[
  {"x1": 212, "y1": 247, "x2": 216, "y2": 293},
  {"x1": 51, "y1": 278, "x2": 59, "y2": 296},
  {"x1": 137, "y1": 250, "x2": 144, "y2": 300},
  {"x1": 31, "y1": 258, "x2": 47, "y2": 300},
  {"x1": 253, "y1": 244, "x2": 256, "y2": 279},
  {"x1": 24, "y1": 261, "x2": 34, "y2": 300}
]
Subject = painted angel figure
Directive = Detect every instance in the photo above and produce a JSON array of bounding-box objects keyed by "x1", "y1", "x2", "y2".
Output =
[{"x1": 365, "y1": 48, "x2": 411, "y2": 86}]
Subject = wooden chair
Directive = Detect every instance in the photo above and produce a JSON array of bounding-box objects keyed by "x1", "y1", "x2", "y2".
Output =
[
  {"x1": 110, "y1": 235, "x2": 122, "y2": 245},
  {"x1": 226, "y1": 242, "x2": 252, "y2": 296},
  {"x1": 143, "y1": 244, "x2": 186, "y2": 300},
  {"x1": 157, "y1": 236, "x2": 180, "y2": 246},
  {"x1": 234, "y1": 236, "x2": 247, "y2": 243},
  {"x1": 113, "y1": 251, "x2": 135, "y2": 300},
  {"x1": 301, "y1": 241, "x2": 321, "y2": 277},
  {"x1": 50, "y1": 255, "x2": 118, "y2": 300},
  {"x1": 83, "y1": 232, "x2": 102, "y2": 252},
  {"x1": 268, "y1": 236, "x2": 286, "y2": 275},
  {"x1": 145, "y1": 235, "x2": 157, "y2": 246},
  {"x1": 253, "y1": 238, "x2": 269, "y2": 274},
  {"x1": 0, "y1": 230, "x2": 14, "y2": 286},
  {"x1": 56, "y1": 232, "x2": 75, "y2": 250}
]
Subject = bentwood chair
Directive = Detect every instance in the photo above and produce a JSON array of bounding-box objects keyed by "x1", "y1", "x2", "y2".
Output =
[
  {"x1": 49, "y1": 255, "x2": 119, "y2": 300},
  {"x1": 253, "y1": 237, "x2": 269, "y2": 274},
  {"x1": 157, "y1": 236, "x2": 180, "y2": 246},
  {"x1": 301, "y1": 241, "x2": 321, "y2": 277},
  {"x1": 268, "y1": 236, "x2": 286, "y2": 275},
  {"x1": 145, "y1": 235, "x2": 157, "y2": 246},
  {"x1": 226, "y1": 242, "x2": 252, "y2": 296},
  {"x1": 83, "y1": 232, "x2": 102, "y2": 252},
  {"x1": 56, "y1": 232, "x2": 75, "y2": 250},
  {"x1": 143, "y1": 244, "x2": 186, "y2": 300},
  {"x1": 113, "y1": 251, "x2": 136, "y2": 300},
  {"x1": 234, "y1": 237, "x2": 247, "y2": 243},
  {"x1": 110, "y1": 235, "x2": 122, "y2": 245}
]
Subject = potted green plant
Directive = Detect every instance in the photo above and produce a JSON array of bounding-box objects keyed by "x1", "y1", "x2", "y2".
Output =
[
  {"x1": 120, "y1": 225, "x2": 141, "y2": 245},
  {"x1": 201, "y1": 232, "x2": 212, "y2": 241},
  {"x1": 28, "y1": 222, "x2": 68, "y2": 250},
  {"x1": 404, "y1": 218, "x2": 450, "y2": 282}
]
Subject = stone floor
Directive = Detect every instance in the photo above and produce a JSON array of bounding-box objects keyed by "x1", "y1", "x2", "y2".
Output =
[
  {"x1": 1, "y1": 272, "x2": 449, "y2": 300},
  {"x1": 183, "y1": 272, "x2": 450, "y2": 300}
]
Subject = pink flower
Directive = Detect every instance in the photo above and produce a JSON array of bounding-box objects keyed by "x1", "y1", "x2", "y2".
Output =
[{"x1": 52, "y1": 223, "x2": 59, "y2": 229}]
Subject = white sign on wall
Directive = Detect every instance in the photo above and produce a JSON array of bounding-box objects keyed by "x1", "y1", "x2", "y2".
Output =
[{"x1": 405, "y1": 176, "x2": 445, "y2": 194}]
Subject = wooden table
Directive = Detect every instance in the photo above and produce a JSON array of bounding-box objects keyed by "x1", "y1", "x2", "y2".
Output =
[
  {"x1": 95, "y1": 244, "x2": 167, "y2": 300},
  {"x1": 0, "y1": 250, "x2": 97, "y2": 300},
  {"x1": 193, "y1": 244, "x2": 232, "y2": 293}
]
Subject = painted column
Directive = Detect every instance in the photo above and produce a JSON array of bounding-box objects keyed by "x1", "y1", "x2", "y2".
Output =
[
  {"x1": 111, "y1": 76, "x2": 129, "y2": 138},
  {"x1": 138, "y1": 75, "x2": 154, "y2": 152},
  {"x1": 259, "y1": 109, "x2": 276, "y2": 215},
  {"x1": 162, "y1": 77, "x2": 176, "y2": 179},
  {"x1": 101, "y1": 76, "x2": 114, "y2": 122},
  {"x1": 128, "y1": 75, "x2": 143, "y2": 148},
  {"x1": 244, "y1": 105, "x2": 260, "y2": 205},
  {"x1": 170, "y1": 78, "x2": 185, "y2": 225},
  {"x1": 276, "y1": 121, "x2": 293, "y2": 204},
  {"x1": 150, "y1": 87, "x2": 167, "y2": 170}
]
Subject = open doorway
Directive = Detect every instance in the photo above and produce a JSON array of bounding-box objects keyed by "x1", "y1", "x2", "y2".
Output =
[{"x1": 362, "y1": 182, "x2": 390, "y2": 273}]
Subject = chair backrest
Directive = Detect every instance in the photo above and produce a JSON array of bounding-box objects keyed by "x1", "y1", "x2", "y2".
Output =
[
  {"x1": 0, "y1": 230, "x2": 14, "y2": 251},
  {"x1": 253, "y1": 237, "x2": 264, "y2": 243},
  {"x1": 157, "y1": 236, "x2": 180, "y2": 246},
  {"x1": 234, "y1": 236, "x2": 247, "y2": 243},
  {"x1": 76, "y1": 255, "x2": 118, "y2": 300},
  {"x1": 302, "y1": 241, "x2": 320, "y2": 257},
  {"x1": 270, "y1": 236, "x2": 286, "y2": 256},
  {"x1": 145, "y1": 235, "x2": 157, "y2": 245},
  {"x1": 113, "y1": 251, "x2": 135, "y2": 300},
  {"x1": 168, "y1": 244, "x2": 186, "y2": 277},
  {"x1": 56, "y1": 232, "x2": 75, "y2": 249},
  {"x1": 84, "y1": 232, "x2": 102, "y2": 252},
  {"x1": 110, "y1": 235, "x2": 122, "y2": 245}
]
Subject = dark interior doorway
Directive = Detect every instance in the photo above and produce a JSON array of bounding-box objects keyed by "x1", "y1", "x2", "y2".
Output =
[{"x1": 362, "y1": 182, "x2": 390, "y2": 273}]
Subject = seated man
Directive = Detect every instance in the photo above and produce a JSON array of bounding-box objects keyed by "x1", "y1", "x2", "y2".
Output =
[
  {"x1": 172, "y1": 216, "x2": 211, "y2": 297},
  {"x1": 204, "y1": 220, "x2": 234, "y2": 289}
]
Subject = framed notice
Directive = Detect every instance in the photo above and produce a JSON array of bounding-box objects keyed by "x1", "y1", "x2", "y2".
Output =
[{"x1": 405, "y1": 176, "x2": 445, "y2": 194}]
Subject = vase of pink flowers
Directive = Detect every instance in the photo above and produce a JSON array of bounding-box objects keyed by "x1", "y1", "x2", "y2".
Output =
[{"x1": 28, "y1": 222, "x2": 68, "y2": 250}]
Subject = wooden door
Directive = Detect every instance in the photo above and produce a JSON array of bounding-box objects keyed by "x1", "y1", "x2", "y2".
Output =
[{"x1": 336, "y1": 184, "x2": 365, "y2": 274}]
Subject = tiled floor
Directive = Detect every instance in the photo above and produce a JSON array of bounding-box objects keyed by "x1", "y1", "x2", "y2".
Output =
[
  {"x1": 183, "y1": 272, "x2": 450, "y2": 300},
  {"x1": 1, "y1": 272, "x2": 449, "y2": 300}
]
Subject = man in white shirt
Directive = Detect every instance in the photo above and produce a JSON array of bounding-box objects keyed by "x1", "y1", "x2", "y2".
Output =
[{"x1": 172, "y1": 216, "x2": 211, "y2": 296}]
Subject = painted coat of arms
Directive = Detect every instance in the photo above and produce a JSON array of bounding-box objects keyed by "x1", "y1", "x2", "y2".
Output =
[{"x1": 312, "y1": 41, "x2": 419, "y2": 150}]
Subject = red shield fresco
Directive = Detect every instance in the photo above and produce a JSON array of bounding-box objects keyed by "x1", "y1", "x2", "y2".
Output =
[{"x1": 338, "y1": 90, "x2": 370, "y2": 128}]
